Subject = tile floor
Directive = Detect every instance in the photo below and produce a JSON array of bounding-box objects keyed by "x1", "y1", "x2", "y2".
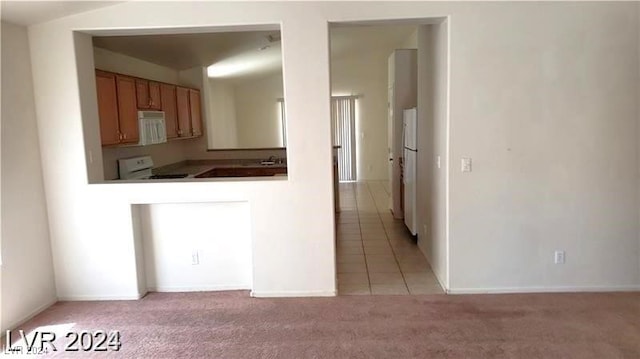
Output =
[{"x1": 336, "y1": 181, "x2": 444, "y2": 295}]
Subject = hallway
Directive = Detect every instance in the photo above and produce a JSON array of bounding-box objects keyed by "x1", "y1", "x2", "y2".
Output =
[{"x1": 336, "y1": 181, "x2": 444, "y2": 295}]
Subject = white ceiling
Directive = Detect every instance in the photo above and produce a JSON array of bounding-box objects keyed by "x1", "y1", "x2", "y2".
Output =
[
  {"x1": 92, "y1": 24, "x2": 416, "y2": 83},
  {"x1": 0, "y1": 1, "x2": 122, "y2": 26},
  {"x1": 93, "y1": 30, "x2": 283, "y2": 77}
]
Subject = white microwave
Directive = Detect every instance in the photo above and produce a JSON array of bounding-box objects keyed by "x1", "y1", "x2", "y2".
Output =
[{"x1": 138, "y1": 111, "x2": 167, "y2": 146}]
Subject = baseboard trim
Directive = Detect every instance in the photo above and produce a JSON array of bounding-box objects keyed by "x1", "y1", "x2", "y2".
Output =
[
  {"x1": 417, "y1": 240, "x2": 449, "y2": 292},
  {"x1": 57, "y1": 293, "x2": 143, "y2": 301},
  {"x1": 2, "y1": 297, "x2": 57, "y2": 332},
  {"x1": 448, "y1": 284, "x2": 640, "y2": 295},
  {"x1": 148, "y1": 285, "x2": 251, "y2": 292},
  {"x1": 250, "y1": 290, "x2": 337, "y2": 298},
  {"x1": 427, "y1": 262, "x2": 448, "y2": 293},
  {"x1": 434, "y1": 271, "x2": 449, "y2": 294}
]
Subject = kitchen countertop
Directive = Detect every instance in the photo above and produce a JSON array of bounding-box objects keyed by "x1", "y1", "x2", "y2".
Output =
[{"x1": 153, "y1": 159, "x2": 288, "y2": 178}]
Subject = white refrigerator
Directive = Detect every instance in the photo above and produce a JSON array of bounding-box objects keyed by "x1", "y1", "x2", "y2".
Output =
[{"x1": 403, "y1": 108, "x2": 418, "y2": 235}]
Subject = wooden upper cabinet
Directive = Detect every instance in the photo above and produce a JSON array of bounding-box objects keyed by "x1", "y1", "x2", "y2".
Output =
[
  {"x1": 135, "y1": 79, "x2": 150, "y2": 109},
  {"x1": 95, "y1": 69, "x2": 204, "y2": 145},
  {"x1": 116, "y1": 75, "x2": 139, "y2": 144},
  {"x1": 160, "y1": 83, "x2": 178, "y2": 139},
  {"x1": 136, "y1": 79, "x2": 162, "y2": 110},
  {"x1": 148, "y1": 81, "x2": 162, "y2": 110},
  {"x1": 189, "y1": 89, "x2": 203, "y2": 137},
  {"x1": 95, "y1": 70, "x2": 120, "y2": 146},
  {"x1": 176, "y1": 86, "x2": 192, "y2": 137}
]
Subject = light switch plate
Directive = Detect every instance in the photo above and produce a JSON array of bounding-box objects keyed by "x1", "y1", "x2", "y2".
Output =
[
  {"x1": 461, "y1": 158, "x2": 472, "y2": 172},
  {"x1": 437, "y1": 156, "x2": 441, "y2": 169}
]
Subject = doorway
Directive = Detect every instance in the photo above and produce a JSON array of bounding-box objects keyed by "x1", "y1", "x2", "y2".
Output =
[
  {"x1": 332, "y1": 96, "x2": 357, "y2": 182},
  {"x1": 329, "y1": 19, "x2": 449, "y2": 295}
]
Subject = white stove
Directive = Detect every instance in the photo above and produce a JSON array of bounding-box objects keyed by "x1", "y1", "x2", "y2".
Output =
[
  {"x1": 118, "y1": 156, "x2": 154, "y2": 180},
  {"x1": 118, "y1": 156, "x2": 190, "y2": 180}
]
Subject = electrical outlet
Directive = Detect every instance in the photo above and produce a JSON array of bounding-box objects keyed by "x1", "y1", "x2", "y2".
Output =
[
  {"x1": 461, "y1": 158, "x2": 472, "y2": 172},
  {"x1": 88, "y1": 151, "x2": 94, "y2": 164},
  {"x1": 554, "y1": 250, "x2": 565, "y2": 264},
  {"x1": 436, "y1": 156, "x2": 441, "y2": 169},
  {"x1": 191, "y1": 250, "x2": 199, "y2": 265}
]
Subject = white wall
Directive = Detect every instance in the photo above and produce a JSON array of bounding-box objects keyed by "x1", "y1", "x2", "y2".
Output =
[
  {"x1": 24, "y1": 1, "x2": 640, "y2": 299},
  {"x1": 331, "y1": 48, "x2": 391, "y2": 180},
  {"x1": 207, "y1": 72, "x2": 285, "y2": 150},
  {"x1": 416, "y1": 23, "x2": 449, "y2": 288},
  {"x1": 1, "y1": 21, "x2": 56, "y2": 331},
  {"x1": 402, "y1": 29, "x2": 418, "y2": 49},
  {"x1": 93, "y1": 47, "x2": 180, "y2": 84},
  {"x1": 207, "y1": 79, "x2": 238, "y2": 149},
  {"x1": 0, "y1": 19, "x2": 3, "y2": 333},
  {"x1": 138, "y1": 202, "x2": 252, "y2": 292},
  {"x1": 447, "y1": 3, "x2": 639, "y2": 292},
  {"x1": 234, "y1": 73, "x2": 284, "y2": 148},
  {"x1": 178, "y1": 66, "x2": 205, "y2": 89},
  {"x1": 637, "y1": 3, "x2": 640, "y2": 281},
  {"x1": 28, "y1": 2, "x2": 336, "y2": 300},
  {"x1": 330, "y1": 29, "x2": 418, "y2": 181}
]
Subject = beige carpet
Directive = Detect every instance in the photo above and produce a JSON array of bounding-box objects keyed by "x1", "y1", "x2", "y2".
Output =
[{"x1": 3, "y1": 291, "x2": 640, "y2": 358}]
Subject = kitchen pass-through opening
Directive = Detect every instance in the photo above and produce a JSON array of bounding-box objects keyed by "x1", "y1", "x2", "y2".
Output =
[{"x1": 81, "y1": 23, "x2": 290, "y2": 183}]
